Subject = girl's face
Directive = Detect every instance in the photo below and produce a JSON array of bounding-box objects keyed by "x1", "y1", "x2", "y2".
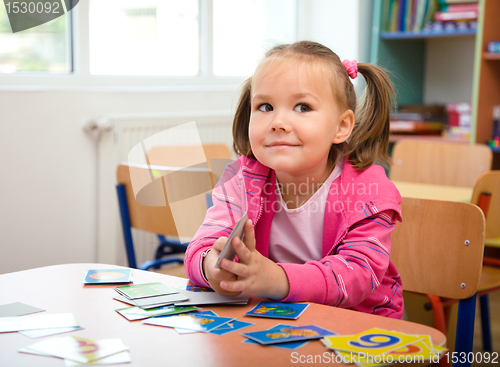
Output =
[{"x1": 249, "y1": 61, "x2": 354, "y2": 182}]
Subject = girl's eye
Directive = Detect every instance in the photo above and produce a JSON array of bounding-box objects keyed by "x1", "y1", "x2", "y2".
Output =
[
  {"x1": 258, "y1": 103, "x2": 273, "y2": 112},
  {"x1": 294, "y1": 103, "x2": 312, "y2": 113}
]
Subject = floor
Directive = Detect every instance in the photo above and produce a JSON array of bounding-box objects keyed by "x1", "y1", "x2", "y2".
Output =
[{"x1": 155, "y1": 264, "x2": 500, "y2": 365}]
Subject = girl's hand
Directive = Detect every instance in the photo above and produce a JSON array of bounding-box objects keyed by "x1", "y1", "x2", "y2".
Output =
[
  {"x1": 202, "y1": 237, "x2": 242, "y2": 297},
  {"x1": 218, "y1": 219, "x2": 290, "y2": 300}
]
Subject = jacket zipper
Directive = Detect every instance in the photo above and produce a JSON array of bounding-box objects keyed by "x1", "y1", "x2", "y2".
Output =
[{"x1": 253, "y1": 197, "x2": 264, "y2": 226}]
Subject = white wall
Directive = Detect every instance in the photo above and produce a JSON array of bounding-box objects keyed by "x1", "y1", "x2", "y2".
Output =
[
  {"x1": 0, "y1": 0, "x2": 374, "y2": 274},
  {"x1": 0, "y1": 89, "x2": 236, "y2": 274}
]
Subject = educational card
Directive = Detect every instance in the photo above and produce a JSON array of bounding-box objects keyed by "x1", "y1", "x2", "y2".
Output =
[
  {"x1": 114, "y1": 282, "x2": 178, "y2": 299},
  {"x1": 333, "y1": 334, "x2": 443, "y2": 367},
  {"x1": 244, "y1": 338, "x2": 308, "y2": 350},
  {"x1": 0, "y1": 312, "x2": 79, "y2": 333},
  {"x1": 173, "y1": 289, "x2": 249, "y2": 306},
  {"x1": 172, "y1": 310, "x2": 219, "y2": 334},
  {"x1": 177, "y1": 284, "x2": 215, "y2": 292},
  {"x1": 242, "y1": 324, "x2": 320, "y2": 350},
  {"x1": 115, "y1": 305, "x2": 199, "y2": 321},
  {"x1": 210, "y1": 320, "x2": 254, "y2": 335},
  {"x1": 0, "y1": 302, "x2": 44, "y2": 317},
  {"x1": 23, "y1": 336, "x2": 129, "y2": 364},
  {"x1": 245, "y1": 301, "x2": 309, "y2": 320},
  {"x1": 242, "y1": 325, "x2": 334, "y2": 345},
  {"x1": 215, "y1": 212, "x2": 248, "y2": 268},
  {"x1": 131, "y1": 293, "x2": 188, "y2": 308},
  {"x1": 20, "y1": 347, "x2": 132, "y2": 366},
  {"x1": 83, "y1": 269, "x2": 132, "y2": 285},
  {"x1": 64, "y1": 351, "x2": 131, "y2": 366},
  {"x1": 19, "y1": 326, "x2": 82, "y2": 338},
  {"x1": 142, "y1": 313, "x2": 234, "y2": 333},
  {"x1": 321, "y1": 328, "x2": 424, "y2": 357}
]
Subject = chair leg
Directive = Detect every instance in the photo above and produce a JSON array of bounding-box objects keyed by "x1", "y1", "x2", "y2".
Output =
[
  {"x1": 479, "y1": 294, "x2": 492, "y2": 352},
  {"x1": 426, "y1": 295, "x2": 449, "y2": 367},
  {"x1": 116, "y1": 184, "x2": 138, "y2": 269},
  {"x1": 453, "y1": 295, "x2": 477, "y2": 367}
]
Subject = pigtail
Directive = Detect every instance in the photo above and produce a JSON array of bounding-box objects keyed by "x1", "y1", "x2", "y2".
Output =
[
  {"x1": 232, "y1": 77, "x2": 253, "y2": 157},
  {"x1": 347, "y1": 63, "x2": 395, "y2": 170}
]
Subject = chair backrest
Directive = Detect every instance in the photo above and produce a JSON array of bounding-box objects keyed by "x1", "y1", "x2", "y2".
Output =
[
  {"x1": 390, "y1": 197, "x2": 485, "y2": 299},
  {"x1": 471, "y1": 171, "x2": 500, "y2": 240},
  {"x1": 390, "y1": 140, "x2": 492, "y2": 188},
  {"x1": 116, "y1": 143, "x2": 231, "y2": 238}
]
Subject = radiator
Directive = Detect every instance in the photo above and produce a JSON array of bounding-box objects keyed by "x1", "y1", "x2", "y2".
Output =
[{"x1": 87, "y1": 111, "x2": 234, "y2": 267}]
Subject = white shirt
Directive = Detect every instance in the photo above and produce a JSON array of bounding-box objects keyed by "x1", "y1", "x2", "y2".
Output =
[{"x1": 269, "y1": 162, "x2": 343, "y2": 264}]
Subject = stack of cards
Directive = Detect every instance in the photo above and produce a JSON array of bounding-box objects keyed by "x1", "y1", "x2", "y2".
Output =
[
  {"x1": 321, "y1": 328, "x2": 448, "y2": 367},
  {"x1": 83, "y1": 269, "x2": 132, "y2": 286},
  {"x1": 245, "y1": 301, "x2": 309, "y2": 319},
  {"x1": 113, "y1": 282, "x2": 188, "y2": 309},
  {"x1": 143, "y1": 311, "x2": 235, "y2": 333},
  {"x1": 143, "y1": 310, "x2": 254, "y2": 335},
  {"x1": 19, "y1": 336, "x2": 130, "y2": 365},
  {"x1": 115, "y1": 305, "x2": 200, "y2": 321},
  {"x1": 173, "y1": 285, "x2": 250, "y2": 306},
  {"x1": 0, "y1": 303, "x2": 82, "y2": 339}
]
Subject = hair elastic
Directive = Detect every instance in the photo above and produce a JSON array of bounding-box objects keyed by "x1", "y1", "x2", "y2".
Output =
[{"x1": 342, "y1": 59, "x2": 358, "y2": 79}]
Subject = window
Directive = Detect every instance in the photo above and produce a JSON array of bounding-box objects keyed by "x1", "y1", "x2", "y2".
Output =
[
  {"x1": 213, "y1": 0, "x2": 297, "y2": 77},
  {"x1": 89, "y1": 0, "x2": 199, "y2": 76},
  {"x1": 0, "y1": 2, "x2": 72, "y2": 73},
  {"x1": 0, "y1": 0, "x2": 299, "y2": 82}
]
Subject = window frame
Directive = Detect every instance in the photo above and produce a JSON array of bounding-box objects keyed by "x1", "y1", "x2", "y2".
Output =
[{"x1": 0, "y1": 0, "x2": 303, "y2": 91}]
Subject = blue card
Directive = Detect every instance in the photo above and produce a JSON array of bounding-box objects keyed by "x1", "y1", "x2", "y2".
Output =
[
  {"x1": 244, "y1": 338, "x2": 308, "y2": 350},
  {"x1": 242, "y1": 324, "x2": 334, "y2": 345},
  {"x1": 245, "y1": 301, "x2": 309, "y2": 319},
  {"x1": 143, "y1": 313, "x2": 234, "y2": 332},
  {"x1": 242, "y1": 324, "x2": 309, "y2": 349},
  {"x1": 177, "y1": 285, "x2": 215, "y2": 292},
  {"x1": 210, "y1": 320, "x2": 254, "y2": 335}
]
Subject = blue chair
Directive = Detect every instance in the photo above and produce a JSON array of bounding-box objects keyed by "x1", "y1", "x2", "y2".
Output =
[
  {"x1": 391, "y1": 198, "x2": 485, "y2": 367},
  {"x1": 116, "y1": 144, "x2": 230, "y2": 271}
]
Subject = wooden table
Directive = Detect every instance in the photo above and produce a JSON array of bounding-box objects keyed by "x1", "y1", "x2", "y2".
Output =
[
  {"x1": 393, "y1": 180, "x2": 472, "y2": 202},
  {"x1": 0, "y1": 264, "x2": 446, "y2": 366}
]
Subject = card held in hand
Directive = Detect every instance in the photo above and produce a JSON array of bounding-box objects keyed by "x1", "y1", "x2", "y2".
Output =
[{"x1": 215, "y1": 212, "x2": 248, "y2": 269}]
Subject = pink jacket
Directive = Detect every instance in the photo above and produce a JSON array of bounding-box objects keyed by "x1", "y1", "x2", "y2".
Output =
[{"x1": 185, "y1": 155, "x2": 404, "y2": 319}]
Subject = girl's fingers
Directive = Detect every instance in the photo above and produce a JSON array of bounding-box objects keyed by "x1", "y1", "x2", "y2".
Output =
[
  {"x1": 220, "y1": 279, "x2": 245, "y2": 293},
  {"x1": 243, "y1": 219, "x2": 256, "y2": 251},
  {"x1": 220, "y1": 257, "x2": 248, "y2": 278},
  {"x1": 231, "y1": 236, "x2": 252, "y2": 263},
  {"x1": 212, "y1": 237, "x2": 227, "y2": 252}
]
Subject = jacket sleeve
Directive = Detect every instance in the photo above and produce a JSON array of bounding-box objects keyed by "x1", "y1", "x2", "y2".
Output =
[
  {"x1": 184, "y1": 160, "x2": 246, "y2": 287},
  {"x1": 278, "y1": 209, "x2": 399, "y2": 307}
]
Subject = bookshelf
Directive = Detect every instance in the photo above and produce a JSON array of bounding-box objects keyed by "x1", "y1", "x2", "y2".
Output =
[{"x1": 372, "y1": 0, "x2": 500, "y2": 157}]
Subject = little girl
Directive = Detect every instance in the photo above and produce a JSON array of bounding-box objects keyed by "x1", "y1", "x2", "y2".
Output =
[{"x1": 185, "y1": 41, "x2": 404, "y2": 319}]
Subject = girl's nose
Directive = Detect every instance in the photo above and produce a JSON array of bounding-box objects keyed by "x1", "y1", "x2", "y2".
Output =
[{"x1": 269, "y1": 111, "x2": 290, "y2": 132}]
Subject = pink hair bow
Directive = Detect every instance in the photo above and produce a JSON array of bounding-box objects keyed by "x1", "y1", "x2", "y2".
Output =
[{"x1": 342, "y1": 59, "x2": 358, "y2": 79}]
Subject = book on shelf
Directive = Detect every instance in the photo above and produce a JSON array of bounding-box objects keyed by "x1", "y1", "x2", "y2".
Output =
[
  {"x1": 383, "y1": 0, "x2": 439, "y2": 33},
  {"x1": 434, "y1": 9, "x2": 477, "y2": 21},
  {"x1": 390, "y1": 105, "x2": 447, "y2": 135},
  {"x1": 439, "y1": 0, "x2": 477, "y2": 4},
  {"x1": 438, "y1": 2, "x2": 478, "y2": 12}
]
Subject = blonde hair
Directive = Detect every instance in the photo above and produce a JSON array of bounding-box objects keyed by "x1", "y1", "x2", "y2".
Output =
[{"x1": 233, "y1": 41, "x2": 395, "y2": 170}]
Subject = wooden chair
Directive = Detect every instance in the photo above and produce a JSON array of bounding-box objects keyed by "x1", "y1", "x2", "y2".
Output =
[
  {"x1": 116, "y1": 143, "x2": 231, "y2": 270},
  {"x1": 471, "y1": 171, "x2": 500, "y2": 351},
  {"x1": 390, "y1": 140, "x2": 492, "y2": 187},
  {"x1": 391, "y1": 198, "x2": 485, "y2": 367}
]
